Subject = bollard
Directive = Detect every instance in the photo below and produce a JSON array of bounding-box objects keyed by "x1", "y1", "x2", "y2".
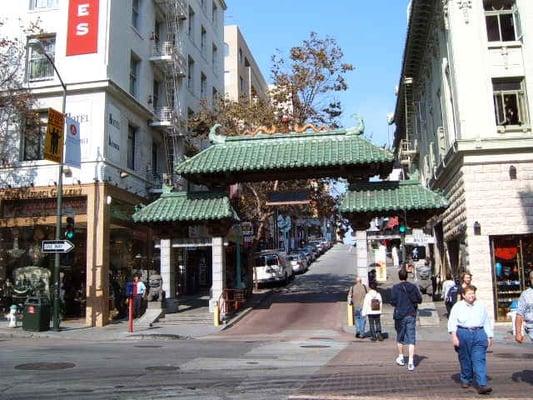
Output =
[
  {"x1": 213, "y1": 301, "x2": 220, "y2": 327},
  {"x1": 347, "y1": 302, "x2": 354, "y2": 326}
]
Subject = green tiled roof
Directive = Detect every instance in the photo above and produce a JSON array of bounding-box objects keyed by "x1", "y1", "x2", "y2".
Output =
[
  {"x1": 176, "y1": 127, "x2": 394, "y2": 177},
  {"x1": 340, "y1": 180, "x2": 448, "y2": 214},
  {"x1": 132, "y1": 192, "x2": 239, "y2": 223}
]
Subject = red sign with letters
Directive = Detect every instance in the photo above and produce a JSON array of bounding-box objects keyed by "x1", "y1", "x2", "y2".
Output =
[{"x1": 66, "y1": 0, "x2": 99, "y2": 56}]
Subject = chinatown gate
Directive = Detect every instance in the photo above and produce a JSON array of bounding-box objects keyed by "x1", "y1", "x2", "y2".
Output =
[{"x1": 132, "y1": 124, "x2": 448, "y2": 318}]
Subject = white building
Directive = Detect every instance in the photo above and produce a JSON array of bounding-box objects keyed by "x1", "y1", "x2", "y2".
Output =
[
  {"x1": 223, "y1": 25, "x2": 268, "y2": 102},
  {"x1": 394, "y1": 0, "x2": 533, "y2": 321},
  {"x1": 0, "y1": 0, "x2": 225, "y2": 326}
]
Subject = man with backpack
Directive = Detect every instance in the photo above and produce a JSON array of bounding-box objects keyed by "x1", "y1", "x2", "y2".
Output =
[
  {"x1": 444, "y1": 276, "x2": 459, "y2": 317},
  {"x1": 391, "y1": 268, "x2": 423, "y2": 371},
  {"x1": 362, "y1": 281, "x2": 383, "y2": 341}
]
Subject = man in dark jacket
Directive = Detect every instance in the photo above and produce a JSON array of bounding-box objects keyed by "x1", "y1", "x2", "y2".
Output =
[{"x1": 391, "y1": 268, "x2": 423, "y2": 371}]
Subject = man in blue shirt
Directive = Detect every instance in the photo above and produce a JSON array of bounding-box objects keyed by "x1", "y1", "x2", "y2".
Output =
[
  {"x1": 391, "y1": 268, "x2": 422, "y2": 371},
  {"x1": 448, "y1": 285, "x2": 493, "y2": 395}
]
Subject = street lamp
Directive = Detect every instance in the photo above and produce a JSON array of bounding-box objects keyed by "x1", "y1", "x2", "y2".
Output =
[{"x1": 28, "y1": 38, "x2": 66, "y2": 331}]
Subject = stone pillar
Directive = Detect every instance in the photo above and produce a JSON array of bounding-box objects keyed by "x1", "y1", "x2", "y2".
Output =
[
  {"x1": 355, "y1": 230, "x2": 368, "y2": 286},
  {"x1": 160, "y1": 238, "x2": 177, "y2": 311},
  {"x1": 210, "y1": 236, "x2": 226, "y2": 312},
  {"x1": 85, "y1": 183, "x2": 110, "y2": 327}
]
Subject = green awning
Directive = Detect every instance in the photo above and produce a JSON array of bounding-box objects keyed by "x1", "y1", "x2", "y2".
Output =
[
  {"x1": 176, "y1": 126, "x2": 394, "y2": 184},
  {"x1": 340, "y1": 180, "x2": 448, "y2": 225},
  {"x1": 132, "y1": 191, "x2": 239, "y2": 223}
]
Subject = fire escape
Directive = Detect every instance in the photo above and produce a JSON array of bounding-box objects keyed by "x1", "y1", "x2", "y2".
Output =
[
  {"x1": 399, "y1": 77, "x2": 418, "y2": 168},
  {"x1": 150, "y1": 0, "x2": 188, "y2": 189}
]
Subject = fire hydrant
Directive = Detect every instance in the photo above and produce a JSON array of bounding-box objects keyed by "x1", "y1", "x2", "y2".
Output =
[{"x1": 7, "y1": 304, "x2": 18, "y2": 328}]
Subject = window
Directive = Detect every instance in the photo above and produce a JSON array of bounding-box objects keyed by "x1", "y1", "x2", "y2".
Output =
[
  {"x1": 223, "y1": 42, "x2": 229, "y2": 57},
  {"x1": 29, "y1": 0, "x2": 58, "y2": 10},
  {"x1": 20, "y1": 111, "x2": 46, "y2": 161},
  {"x1": 27, "y1": 35, "x2": 55, "y2": 81},
  {"x1": 127, "y1": 124, "x2": 136, "y2": 170},
  {"x1": 152, "y1": 79, "x2": 160, "y2": 109},
  {"x1": 188, "y1": 6, "x2": 195, "y2": 39},
  {"x1": 132, "y1": 0, "x2": 140, "y2": 29},
  {"x1": 239, "y1": 76, "x2": 244, "y2": 93},
  {"x1": 212, "y1": 1, "x2": 218, "y2": 24},
  {"x1": 212, "y1": 44, "x2": 218, "y2": 68},
  {"x1": 212, "y1": 87, "x2": 218, "y2": 106},
  {"x1": 200, "y1": 72, "x2": 207, "y2": 98},
  {"x1": 151, "y1": 140, "x2": 158, "y2": 176},
  {"x1": 492, "y1": 78, "x2": 529, "y2": 126},
  {"x1": 187, "y1": 56, "x2": 195, "y2": 91},
  {"x1": 484, "y1": 0, "x2": 521, "y2": 42},
  {"x1": 201, "y1": 26, "x2": 207, "y2": 54},
  {"x1": 129, "y1": 54, "x2": 140, "y2": 97},
  {"x1": 238, "y1": 48, "x2": 243, "y2": 64}
]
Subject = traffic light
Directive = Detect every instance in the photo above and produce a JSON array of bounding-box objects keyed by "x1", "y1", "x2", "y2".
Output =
[
  {"x1": 399, "y1": 224, "x2": 407, "y2": 234},
  {"x1": 64, "y1": 216, "x2": 75, "y2": 241}
]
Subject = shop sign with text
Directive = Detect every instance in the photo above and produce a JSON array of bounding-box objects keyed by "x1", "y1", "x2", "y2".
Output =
[{"x1": 67, "y1": 0, "x2": 99, "y2": 56}]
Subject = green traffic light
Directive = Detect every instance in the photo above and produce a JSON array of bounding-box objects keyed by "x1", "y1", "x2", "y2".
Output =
[
  {"x1": 65, "y1": 229, "x2": 75, "y2": 240},
  {"x1": 399, "y1": 225, "x2": 406, "y2": 234}
]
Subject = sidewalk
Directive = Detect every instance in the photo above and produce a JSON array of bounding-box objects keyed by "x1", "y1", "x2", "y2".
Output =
[{"x1": 0, "y1": 289, "x2": 274, "y2": 341}]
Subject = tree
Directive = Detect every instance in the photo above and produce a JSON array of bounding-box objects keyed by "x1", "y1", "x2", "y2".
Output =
[
  {"x1": 188, "y1": 33, "x2": 354, "y2": 244},
  {"x1": 270, "y1": 31, "x2": 354, "y2": 127},
  {"x1": 0, "y1": 21, "x2": 40, "y2": 185}
]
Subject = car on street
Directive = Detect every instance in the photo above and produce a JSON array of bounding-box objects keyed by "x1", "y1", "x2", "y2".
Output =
[
  {"x1": 253, "y1": 251, "x2": 293, "y2": 286},
  {"x1": 288, "y1": 252, "x2": 308, "y2": 274}
]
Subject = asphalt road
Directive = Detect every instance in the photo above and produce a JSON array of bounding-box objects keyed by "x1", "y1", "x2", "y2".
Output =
[{"x1": 1, "y1": 245, "x2": 533, "y2": 400}]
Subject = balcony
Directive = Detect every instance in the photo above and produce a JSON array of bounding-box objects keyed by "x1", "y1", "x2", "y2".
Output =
[
  {"x1": 154, "y1": 0, "x2": 187, "y2": 19},
  {"x1": 149, "y1": 107, "x2": 177, "y2": 128},
  {"x1": 399, "y1": 139, "x2": 418, "y2": 166},
  {"x1": 149, "y1": 41, "x2": 186, "y2": 77}
]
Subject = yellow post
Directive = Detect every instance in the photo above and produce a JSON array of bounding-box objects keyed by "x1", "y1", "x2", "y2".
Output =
[
  {"x1": 213, "y1": 301, "x2": 220, "y2": 327},
  {"x1": 347, "y1": 302, "x2": 354, "y2": 326}
]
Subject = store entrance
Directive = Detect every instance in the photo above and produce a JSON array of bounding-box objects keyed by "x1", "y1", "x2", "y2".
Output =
[{"x1": 491, "y1": 234, "x2": 533, "y2": 321}]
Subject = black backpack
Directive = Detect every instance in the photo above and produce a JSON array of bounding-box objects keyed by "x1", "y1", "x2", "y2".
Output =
[{"x1": 446, "y1": 284, "x2": 458, "y2": 304}]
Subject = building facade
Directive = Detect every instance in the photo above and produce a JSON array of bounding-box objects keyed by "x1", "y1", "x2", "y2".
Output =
[
  {"x1": 0, "y1": 0, "x2": 225, "y2": 326},
  {"x1": 394, "y1": 0, "x2": 533, "y2": 321},
  {"x1": 223, "y1": 25, "x2": 268, "y2": 102}
]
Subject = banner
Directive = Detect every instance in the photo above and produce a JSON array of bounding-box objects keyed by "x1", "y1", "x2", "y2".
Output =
[
  {"x1": 44, "y1": 108, "x2": 65, "y2": 163},
  {"x1": 66, "y1": 0, "x2": 99, "y2": 56},
  {"x1": 65, "y1": 116, "x2": 81, "y2": 168}
]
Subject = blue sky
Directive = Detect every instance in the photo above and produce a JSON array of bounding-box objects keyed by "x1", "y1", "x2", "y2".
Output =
[{"x1": 225, "y1": 0, "x2": 411, "y2": 148}]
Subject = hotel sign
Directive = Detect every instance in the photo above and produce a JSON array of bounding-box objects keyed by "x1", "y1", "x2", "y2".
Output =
[{"x1": 66, "y1": 0, "x2": 99, "y2": 56}]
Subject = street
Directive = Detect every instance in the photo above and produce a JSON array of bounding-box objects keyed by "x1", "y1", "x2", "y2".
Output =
[{"x1": 1, "y1": 245, "x2": 532, "y2": 400}]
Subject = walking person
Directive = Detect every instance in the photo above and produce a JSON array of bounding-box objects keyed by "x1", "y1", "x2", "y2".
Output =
[
  {"x1": 441, "y1": 273, "x2": 457, "y2": 317},
  {"x1": 515, "y1": 270, "x2": 533, "y2": 343},
  {"x1": 391, "y1": 268, "x2": 422, "y2": 371},
  {"x1": 133, "y1": 273, "x2": 146, "y2": 318},
  {"x1": 362, "y1": 281, "x2": 383, "y2": 341},
  {"x1": 448, "y1": 285, "x2": 493, "y2": 395},
  {"x1": 457, "y1": 271, "x2": 472, "y2": 301},
  {"x1": 349, "y1": 276, "x2": 367, "y2": 338}
]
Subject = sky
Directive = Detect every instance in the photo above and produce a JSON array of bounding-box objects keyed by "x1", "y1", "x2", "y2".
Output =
[{"x1": 224, "y1": 0, "x2": 411, "y2": 149}]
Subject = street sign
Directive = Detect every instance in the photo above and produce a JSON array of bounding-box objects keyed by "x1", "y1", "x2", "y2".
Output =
[
  {"x1": 65, "y1": 116, "x2": 81, "y2": 168},
  {"x1": 41, "y1": 240, "x2": 75, "y2": 254},
  {"x1": 44, "y1": 108, "x2": 65, "y2": 163}
]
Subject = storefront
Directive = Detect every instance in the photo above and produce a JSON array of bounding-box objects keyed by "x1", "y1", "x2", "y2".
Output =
[{"x1": 491, "y1": 234, "x2": 533, "y2": 321}]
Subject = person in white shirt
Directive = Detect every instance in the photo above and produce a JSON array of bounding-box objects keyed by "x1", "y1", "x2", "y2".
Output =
[
  {"x1": 362, "y1": 281, "x2": 383, "y2": 341},
  {"x1": 133, "y1": 273, "x2": 146, "y2": 318},
  {"x1": 515, "y1": 270, "x2": 533, "y2": 343},
  {"x1": 441, "y1": 273, "x2": 456, "y2": 317},
  {"x1": 448, "y1": 285, "x2": 493, "y2": 395}
]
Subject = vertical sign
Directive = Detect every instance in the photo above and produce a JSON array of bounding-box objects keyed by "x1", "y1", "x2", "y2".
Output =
[
  {"x1": 44, "y1": 108, "x2": 65, "y2": 163},
  {"x1": 66, "y1": 0, "x2": 99, "y2": 56},
  {"x1": 107, "y1": 103, "x2": 121, "y2": 163},
  {"x1": 65, "y1": 116, "x2": 81, "y2": 168}
]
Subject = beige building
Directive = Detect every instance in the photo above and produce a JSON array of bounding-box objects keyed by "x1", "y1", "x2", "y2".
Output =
[
  {"x1": 394, "y1": 0, "x2": 533, "y2": 321},
  {"x1": 223, "y1": 25, "x2": 268, "y2": 102}
]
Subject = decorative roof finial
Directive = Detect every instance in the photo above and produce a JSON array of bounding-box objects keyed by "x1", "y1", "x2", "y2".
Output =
[
  {"x1": 346, "y1": 114, "x2": 365, "y2": 135},
  {"x1": 209, "y1": 124, "x2": 226, "y2": 144}
]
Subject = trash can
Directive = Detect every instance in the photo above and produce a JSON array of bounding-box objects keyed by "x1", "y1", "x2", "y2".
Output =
[{"x1": 22, "y1": 297, "x2": 51, "y2": 332}]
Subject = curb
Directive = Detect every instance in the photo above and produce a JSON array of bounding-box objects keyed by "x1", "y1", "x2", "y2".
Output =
[{"x1": 219, "y1": 289, "x2": 274, "y2": 331}]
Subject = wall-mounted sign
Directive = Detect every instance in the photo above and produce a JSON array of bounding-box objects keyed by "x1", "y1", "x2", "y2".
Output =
[
  {"x1": 107, "y1": 103, "x2": 121, "y2": 164},
  {"x1": 66, "y1": 0, "x2": 99, "y2": 56}
]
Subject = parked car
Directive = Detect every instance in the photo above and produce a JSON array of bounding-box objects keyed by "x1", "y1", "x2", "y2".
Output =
[
  {"x1": 303, "y1": 244, "x2": 319, "y2": 260},
  {"x1": 309, "y1": 240, "x2": 325, "y2": 255},
  {"x1": 288, "y1": 253, "x2": 308, "y2": 274},
  {"x1": 298, "y1": 248, "x2": 314, "y2": 264},
  {"x1": 253, "y1": 251, "x2": 293, "y2": 285}
]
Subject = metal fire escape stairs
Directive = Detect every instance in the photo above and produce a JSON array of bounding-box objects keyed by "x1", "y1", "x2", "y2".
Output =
[
  {"x1": 399, "y1": 77, "x2": 418, "y2": 170},
  {"x1": 150, "y1": 0, "x2": 188, "y2": 190}
]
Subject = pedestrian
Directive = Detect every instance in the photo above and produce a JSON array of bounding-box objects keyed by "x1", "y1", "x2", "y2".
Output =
[
  {"x1": 448, "y1": 285, "x2": 493, "y2": 395},
  {"x1": 133, "y1": 273, "x2": 146, "y2": 318},
  {"x1": 515, "y1": 270, "x2": 533, "y2": 343},
  {"x1": 441, "y1": 273, "x2": 457, "y2": 317},
  {"x1": 349, "y1": 276, "x2": 367, "y2": 338},
  {"x1": 362, "y1": 281, "x2": 383, "y2": 341},
  {"x1": 391, "y1": 268, "x2": 422, "y2": 371},
  {"x1": 457, "y1": 271, "x2": 472, "y2": 301}
]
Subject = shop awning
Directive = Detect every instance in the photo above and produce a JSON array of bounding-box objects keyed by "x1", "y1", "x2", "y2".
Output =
[
  {"x1": 132, "y1": 191, "x2": 239, "y2": 223},
  {"x1": 176, "y1": 125, "x2": 394, "y2": 185},
  {"x1": 339, "y1": 180, "x2": 448, "y2": 227}
]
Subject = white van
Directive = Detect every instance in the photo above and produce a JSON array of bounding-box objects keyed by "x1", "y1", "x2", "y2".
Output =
[{"x1": 253, "y1": 251, "x2": 293, "y2": 285}]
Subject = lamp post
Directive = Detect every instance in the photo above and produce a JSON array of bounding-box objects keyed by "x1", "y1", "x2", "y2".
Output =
[{"x1": 28, "y1": 38, "x2": 66, "y2": 331}]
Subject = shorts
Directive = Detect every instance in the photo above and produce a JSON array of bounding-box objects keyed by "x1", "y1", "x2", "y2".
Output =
[{"x1": 395, "y1": 315, "x2": 417, "y2": 345}]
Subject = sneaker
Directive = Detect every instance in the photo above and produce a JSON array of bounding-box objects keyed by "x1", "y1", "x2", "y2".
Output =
[
  {"x1": 370, "y1": 337, "x2": 377, "y2": 342},
  {"x1": 395, "y1": 355, "x2": 405, "y2": 366},
  {"x1": 477, "y1": 386, "x2": 492, "y2": 395},
  {"x1": 355, "y1": 333, "x2": 361, "y2": 338},
  {"x1": 407, "y1": 363, "x2": 415, "y2": 371},
  {"x1": 377, "y1": 333, "x2": 384, "y2": 341}
]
